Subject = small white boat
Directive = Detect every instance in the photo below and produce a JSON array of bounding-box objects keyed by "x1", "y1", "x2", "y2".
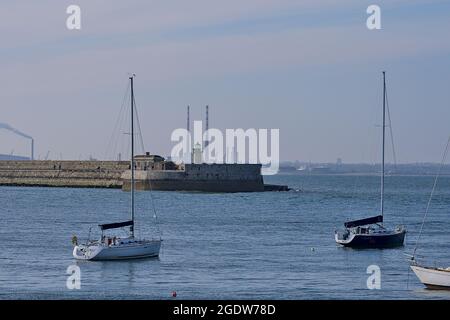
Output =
[
  {"x1": 72, "y1": 75, "x2": 162, "y2": 261},
  {"x1": 408, "y1": 136, "x2": 450, "y2": 289},
  {"x1": 411, "y1": 264, "x2": 450, "y2": 290}
]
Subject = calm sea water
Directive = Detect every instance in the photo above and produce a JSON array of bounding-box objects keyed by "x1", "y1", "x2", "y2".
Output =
[{"x1": 1, "y1": 174, "x2": 450, "y2": 300}]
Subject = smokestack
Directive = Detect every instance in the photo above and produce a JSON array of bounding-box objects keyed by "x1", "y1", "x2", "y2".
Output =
[
  {"x1": 205, "y1": 105, "x2": 209, "y2": 149},
  {"x1": 187, "y1": 105, "x2": 190, "y2": 132},
  {"x1": 206, "y1": 105, "x2": 209, "y2": 132},
  {"x1": 31, "y1": 138, "x2": 34, "y2": 160}
]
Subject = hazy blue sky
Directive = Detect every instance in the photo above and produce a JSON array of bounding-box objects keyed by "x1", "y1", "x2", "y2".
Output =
[{"x1": 1, "y1": 0, "x2": 450, "y2": 163}]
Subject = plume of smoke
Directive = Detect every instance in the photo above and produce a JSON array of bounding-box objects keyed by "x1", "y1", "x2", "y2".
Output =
[{"x1": 0, "y1": 122, "x2": 33, "y2": 140}]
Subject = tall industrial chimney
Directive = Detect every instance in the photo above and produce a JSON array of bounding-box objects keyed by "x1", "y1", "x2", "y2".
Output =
[
  {"x1": 205, "y1": 105, "x2": 209, "y2": 149},
  {"x1": 31, "y1": 138, "x2": 34, "y2": 161},
  {"x1": 187, "y1": 105, "x2": 190, "y2": 132},
  {"x1": 206, "y1": 105, "x2": 209, "y2": 132}
]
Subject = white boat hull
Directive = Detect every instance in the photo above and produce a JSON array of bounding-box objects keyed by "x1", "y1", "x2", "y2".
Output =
[
  {"x1": 73, "y1": 239, "x2": 161, "y2": 261},
  {"x1": 411, "y1": 265, "x2": 450, "y2": 290}
]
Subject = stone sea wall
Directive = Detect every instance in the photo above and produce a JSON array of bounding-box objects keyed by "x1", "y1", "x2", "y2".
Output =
[
  {"x1": 122, "y1": 164, "x2": 265, "y2": 192},
  {"x1": 0, "y1": 160, "x2": 128, "y2": 188},
  {"x1": 0, "y1": 161, "x2": 268, "y2": 192}
]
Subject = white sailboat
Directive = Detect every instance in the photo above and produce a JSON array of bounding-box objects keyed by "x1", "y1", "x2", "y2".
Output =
[
  {"x1": 72, "y1": 75, "x2": 162, "y2": 260},
  {"x1": 410, "y1": 136, "x2": 450, "y2": 289}
]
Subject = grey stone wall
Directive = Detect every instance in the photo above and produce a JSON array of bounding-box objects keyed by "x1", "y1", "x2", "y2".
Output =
[
  {"x1": 121, "y1": 163, "x2": 264, "y2": 192},
  {"x1": 0, "y1": 161, "x2": 266, "y2": 192},
  {"x1": 0, "y1": 160, "x2": 128, "y2": 188}
]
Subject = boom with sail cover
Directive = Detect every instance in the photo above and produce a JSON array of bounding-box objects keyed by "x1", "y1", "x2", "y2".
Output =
[
  {"x1": 99, "y1": 220, "x2": 134, "y2": 231},
  {"x1": 344, "y1": 215, "x2": 383, "y2": 228}
]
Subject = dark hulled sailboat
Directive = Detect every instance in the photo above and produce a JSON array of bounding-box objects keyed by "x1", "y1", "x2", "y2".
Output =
[{"x1": 335, "y1": 72, "x2": 406, "y2": 248}]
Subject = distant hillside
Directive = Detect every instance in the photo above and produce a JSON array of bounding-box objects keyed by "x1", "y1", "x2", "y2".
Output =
[
  {"x1": 279, "y1": 162, "x2": 450, "y2": 176},
  {"x1": 0, "y1": 154, "x2": 29, "y2": 161}
]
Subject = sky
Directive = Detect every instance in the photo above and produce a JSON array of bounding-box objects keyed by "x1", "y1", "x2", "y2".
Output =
[{"x1": 1, "y1": 0, "x2": 450, "y2": 163}]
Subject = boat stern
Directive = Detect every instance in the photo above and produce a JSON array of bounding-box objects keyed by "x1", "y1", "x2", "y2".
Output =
[
  {"x1": 73, "y1": 245, "x2": 88, "y2": 260},
  {"x1": 335, "y1": 229, "x2": 355, "y2": 246},
  {"x1": 73, "y1": 244, "x2": 103, "y2": 260}
]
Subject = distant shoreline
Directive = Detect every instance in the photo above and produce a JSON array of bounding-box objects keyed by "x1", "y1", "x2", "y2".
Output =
[
  {"x1": 278, "y1": 162, "x2": 450, "y2": 177},
  {"x1": 275, "y1": 171, "x2": 450, "y2": 177}
]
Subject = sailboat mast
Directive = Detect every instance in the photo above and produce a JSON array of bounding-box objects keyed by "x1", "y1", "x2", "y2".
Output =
[
  {"x1": 381, "y1": 71, "x2": 386, "y2": 221},
  {"x1": 130, "y1": 76, "x2": 135, "y2": 237}
]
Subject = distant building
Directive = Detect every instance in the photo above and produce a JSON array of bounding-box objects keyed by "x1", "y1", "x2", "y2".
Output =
[
  {"x1": 309, "y1": 166, "x2": 332, "y2": 174},
  {"x1": 134, "y1": 153, "x2": 177, "y2": 170},
  {"x1": 192, "y1": 143, "x2": 202, "y2": 164}
]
